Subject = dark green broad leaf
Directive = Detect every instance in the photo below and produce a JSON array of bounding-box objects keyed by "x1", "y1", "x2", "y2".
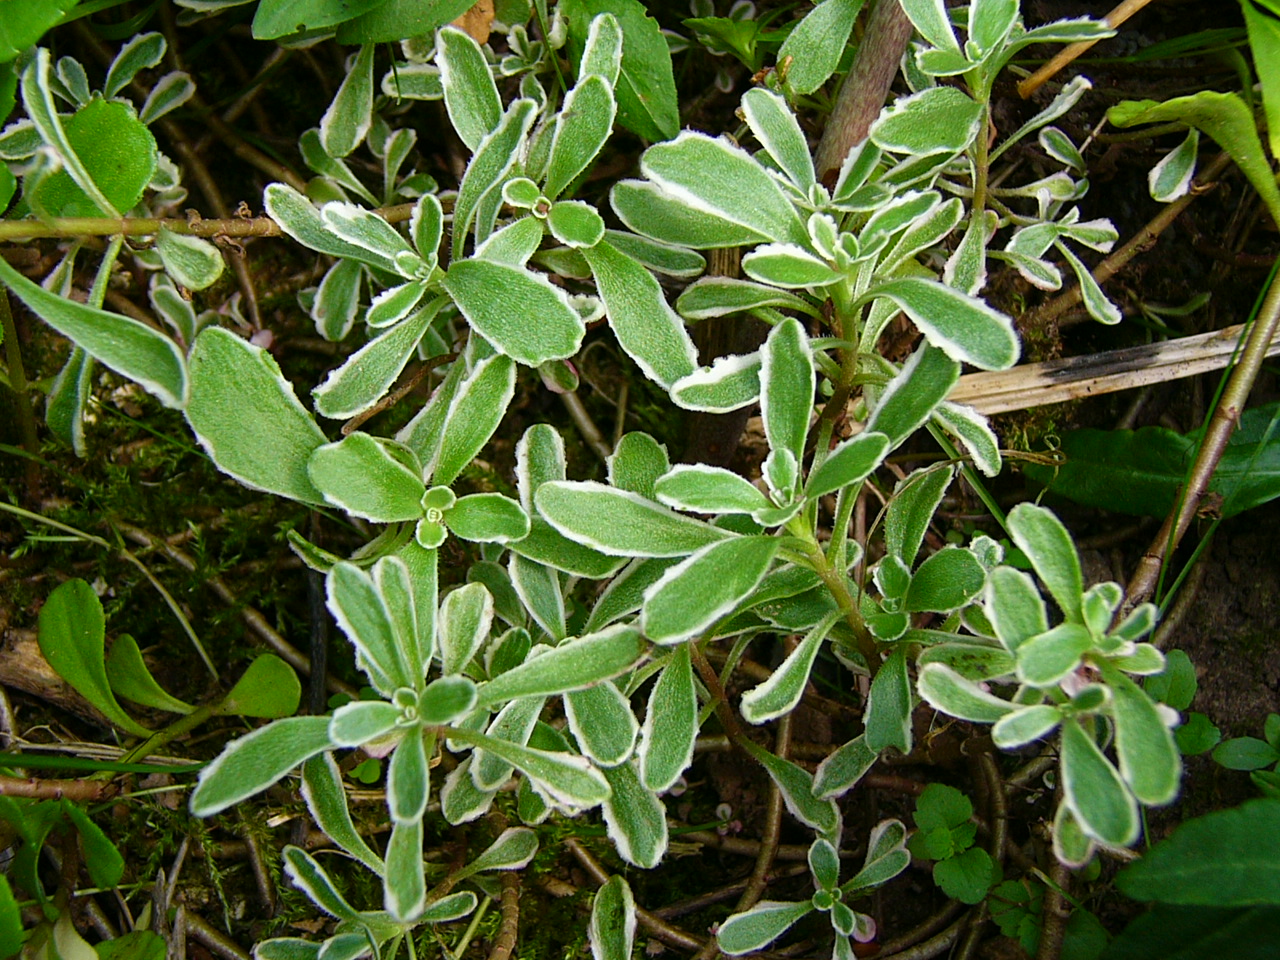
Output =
[
  {"x1": 1117, "y1": 799, "x2": 1280, "y2": 905},
  {"x1": 1100, "y1": 903, "x2": 1280, "y2": 960},
  {"x1": 25, "y1": 97, "x2": 156, "y2": 219},
  {"x1": 641, "y1": 536, "x2": 780, "y2": 644},
  {"x1": 0, "y1": 256, "x2": 187, "y2": 410},
  {"x1": 39, "y1": 579, "x2": 151, "y2": 737},
  {"x1": 563, "y1": 0, "x2": 678, "y2": 142},
  {"x1": 253, "y1": 0, "x2": 390, "y2": 39},
  {"x1": 0, "y1": 1, "x2": 81, "y2": 62},
  {"x1": 337, "y1": 0, "x2": 476, "y2": 43},
  {"x1": 536, "y1": 481, "x2": 733, "y2": 557},
  {"x1": 1025, "y1": 403, "x2": 1280, "y2": 519},
  {"x1": 444, "y1": 259, "x2": 586, "y2": 365}
]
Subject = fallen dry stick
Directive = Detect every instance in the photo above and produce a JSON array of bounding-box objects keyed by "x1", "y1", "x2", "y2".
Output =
[{"x1": 947, "y1": 322, "x2": 1278, "y2": 415}]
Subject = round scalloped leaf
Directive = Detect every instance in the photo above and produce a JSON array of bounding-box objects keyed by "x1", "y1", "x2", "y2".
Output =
[{"x1": 27, "y1": 98, "x2": 156, "y2": 218}]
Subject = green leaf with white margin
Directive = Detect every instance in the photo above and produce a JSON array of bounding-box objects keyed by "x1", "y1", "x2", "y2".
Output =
[
  {"x1": 611, "y1": 179, "x2": 773, "y2": 249},
  {"x1": 563, "y1": 0, "x2": 678, "y2": 142},
  {"x1": 676, "y1": 277, "x2": 817, "y2": 321},
  {"x1": 670, "y1": 353, "x2": 762, "y2": 413},
  {"x1": 608, "y1": 431, "x2": 671, "y2": 500},
  {"x1": 47, "y1": 346, "x2": 93, "y2": 456},
  {"x1": 642, "y1": 536, "x2": 780, "y2": 644},
  {"x1": 1061, "y1": 716, "x2": 1139, "y2": 846},
  {"x1": 280, "y1": 845, "x2": 361, "y2": 921},
  {"x1": 472, "y1": 697, "x2": 543, "y2": 792},
  {"x1": 387, "y1": 727, "x2": 430, "y2": 823},
  {"x1": 545, "y1": 74, "x2": 616, "y2": 200},
  {"x1": 601, "y1": 760, "x2": 669, "y2": 868},
  {"x1": 742, "y1": 243, "x2": 842, "y2": 288},
  {"x1": 813, "y1": 734, "x2": 877, "y2": 799},
  {"x1": 884, "y1": 466, "x2": 953, "y2": 565},
  {"x1": 139, "y1": 70, "x2": 196, "y2": 126},
  {"x1": 1015, "y1": 623, "x2": 1091, "y2": 687},
  {"x1": 264, "y1": 183, "x2": 382, "y2": 267},
  {"x1": 655, "y1": 464, "x2": 772, "y2": 515},
  {"x1": 776, "y1": 0, "x2": 866, "y2": 97},
  {"x1": 905, "y1": 547, "x2": 985, "y2": 613},
  {"x1": 589, "y1": 875, "x2": 636, "y2": 960},
  {"x1": 761, "y1": 318, "x2": 815, "y2": 465},
  {"x1": 156, "y1": 228, "x2": 224, "y2": 291},
  {"x1": 740, "y1": 736, "x2": 841, "y2": 838},
  {"x1": 186, "y1": 327, "x2": 326, "y2": 503},
  {"x1": 190, "y1": 716, "x2": 334, "y2": 816},
  {"x1": 640, "y1": 132, "x2": 810, "y2": 246},
  {"x1": 717, "y1": 900, "x2": 814, "y2": 956},
  {"x1": 638, "y1": 643, "x2": 697, "y2": 792},
  {"x1": 933, "y1": 400, "x2": 1002, "y2": 476},
  {"x1": 510, "y1": 519, "x2": 630, "y2": 578},
  {"x1": 548, "y1": 200, "x2": 606, "y2": 248},
  {"x1": 1052, "y1": 801, "x2": 1096, "y2": 867},
  {"x1": 516, "y1": 422, "x2": 567, "y2": 513},
  {"x1": 856, "y1": 278, "x2": 1018, "y2": 371},
  {"x1": 985, "y1": 567, "x2": 1049, "y2": 654},
  {"x1": 439, "y1": 582, "x2": 494, "y2": 676},
  {"x1": 301, "y1": 754, "x2": 385, "y2": 874},
  {"x1": 477, "y1": 625, "x2": 648, "y2": 706},
  {"x1": 419, "y1": 676, "x2": 478, "y2": 724},
  {"x1": 0, "y1": 256, "x2": 187, "y2": 409},
  {"x1": 104, "y1": 31, "x2": 166, "y2": 99},
  {"x1": 431, "y1": 353, "x2": 516, "y2": 485},
  {"x1": 419, "y1": 889, "x2": 478, "y2": 923},
  {"x1": 444, "y1": 259, "x2": 585, "y2": 366},
  {"x1": 365, "y1": 280, "x2": 431, "y2": 329},
  {"x1": 1096, "y1": 659, "x2": 1181, "y2": 806},
  {"x1": 579, "y1": 12, "x2": 623, "y2": 86},
  {"x1": 864, "y1": 644, "x2": 913, "y2": 753},
  {"x1": 38, "y1": 579, "x2": 151, "y2": 737},
  {"x1": 452, "y1": 727, "x2": 611, "y2": 807},
  {"x1": 871, "y1": 86, "x2": 980, "y2": 156},
  {"x1": 308, "y1": 433, "x2": 425, "y2": 522},
  {"x1": 536, "y1": 481, "x2": 733, "y2": 557},
  {"x1": 943, "y1": 209, "x2": 996, "y2": 297},
  {"x1": 916, "y1": 663, "x2": 1018, "y2": 723},
  {"x1": 1057, "y1": 242, "x2": 1122, "y2": 325},
  {"x1": 384, "y1": 547, "x2": 433, "y2": 677},
  {"x1": 1148, "y1": 127, "x2": 1200, "y2": 202},
  {"x1": 453, "y1": 827, "x2": 539, "y2": 881},
  {"x1": 741, "y1": 87, "x2": 815, "y2": 190},
  {"x1": 603, "y1": 229, "x2": 706, "y2": 278},
  {"x1": 1007, "y1": 503, "x2": 1084, "y2": 623},
  {"x1": 740, "y1": 611, "x2": 841, "y2": 724},
  {"x1": 438, "y1": 26, "x2": 502, "y2": 153},
  {"x1": 566, "y1": 682, "x2": 639, "y2": 766},
  {"x1": 449, "y1": 493, "x2": 530, "y2": 544},
  {"x1": 992, "y1": 704, "x2": 1063, "y2": 749},
  {"x1": 322, "y1": 202, "x2": 424, "y2": 278},
  {"x1": 384, "y1": 817, "x2": 425, "y2": 920},
  {"x1": 582, "y1": 239, "x2": 698, "y2": 388},
  {"x1": 806, "y1": 432, "x2": 891, "y2": 499},
  {"x1": 312, "y1": 299, "x2": 438, "y2": 419},
  {"x1": 320, "y1": 44, "x2": 374, "y2": 158},
  {"x1": 509, "y1": 552, "x2": 567, "y2": 640},
  {"x1": 328, "y1": 561, "x2": 414, "y2": 695},
  {"x1": 847, "y1": 818, "x2": 910, "y2": 892},
  {"x1": 453, "y1": 99, "x2": 537, "y2": 257},
  {"x1": 897, "y1": 0, "x2": 960, "y2": 52}
]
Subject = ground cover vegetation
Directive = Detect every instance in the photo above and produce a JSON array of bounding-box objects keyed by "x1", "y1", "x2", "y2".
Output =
[{"x1": 2, "y1": 1, "x2": 1280, "y2": 959}]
